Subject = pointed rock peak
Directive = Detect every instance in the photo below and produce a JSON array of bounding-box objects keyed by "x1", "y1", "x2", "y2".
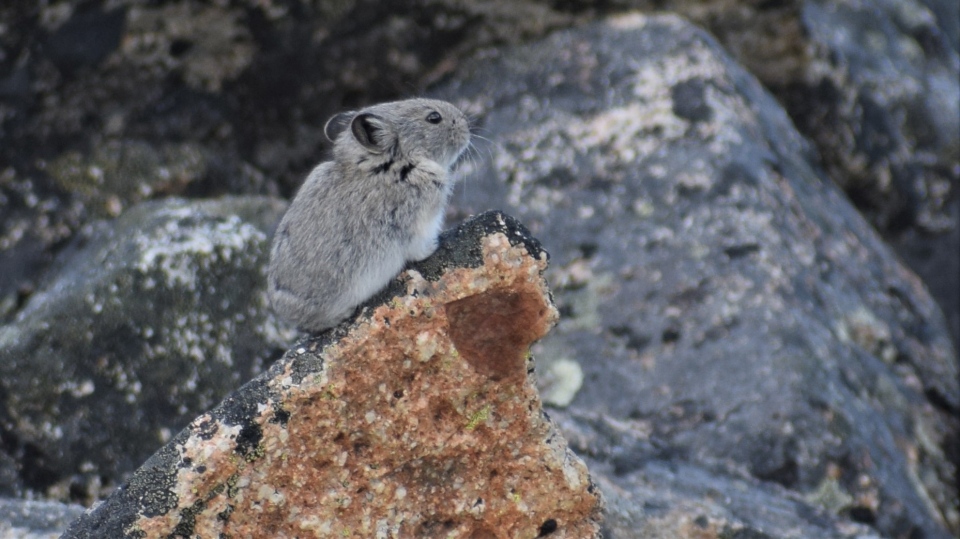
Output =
[{"x1": 62, "y1": 210, "x2": 604, "y2": 538}]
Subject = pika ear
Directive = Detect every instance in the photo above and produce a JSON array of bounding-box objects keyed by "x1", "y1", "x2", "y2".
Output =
[
  {"x1": 350, "y1": 113, "x2": 397, "y2": 154},
  {"x1": 323, "y1": 111, "x2": 354, "y2": 142}
]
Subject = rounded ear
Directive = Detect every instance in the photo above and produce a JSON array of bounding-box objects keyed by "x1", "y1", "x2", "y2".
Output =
[
  {"x1": 350, "y1": 112, "x2": 397, "y2": 154},
  {"x1": 323, "y1": 111, "x2": 354, "y2": 142}
]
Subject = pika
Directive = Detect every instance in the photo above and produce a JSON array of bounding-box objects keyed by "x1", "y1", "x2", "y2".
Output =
[{"x1": 267, "y1": 98, "x2": 471, "y2": 333}]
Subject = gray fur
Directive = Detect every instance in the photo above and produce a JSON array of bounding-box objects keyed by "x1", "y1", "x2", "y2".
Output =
[{"x1": 268, "y1": 98, "x2": 471, "y2": 332}]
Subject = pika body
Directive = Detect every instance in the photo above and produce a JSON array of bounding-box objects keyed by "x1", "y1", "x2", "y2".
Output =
[{"x1": 268, "y1": 98, "x2": 472, "y2": 333}]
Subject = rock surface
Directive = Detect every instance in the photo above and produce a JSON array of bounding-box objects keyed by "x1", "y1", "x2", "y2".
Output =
[
  {"x1": 0, "y1": 499, "x2": 85, "y2": 539},
  {"x1": 61, "y1": 210, "x2": 603, "y2": 539},
  {"x1": 0, "y1": 196, "x2": 290, "y2": 501},
  {"x1": 596, "y1": 462, "x2": 885, "y2": 539},
  {"x1": 623, "y1": 0, "x2": 959, "y2": 233},
  {"x1": 432, "y1": 13, "x2": 959, "y2": 539},
  {"x1": 620, "y1": 0, "x2": 960, "y2": 348}
]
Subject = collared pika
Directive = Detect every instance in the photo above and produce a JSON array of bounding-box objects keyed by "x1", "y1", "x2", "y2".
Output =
[{"x1": 268, "y1": 98, "x2": 471, "y2": 333}]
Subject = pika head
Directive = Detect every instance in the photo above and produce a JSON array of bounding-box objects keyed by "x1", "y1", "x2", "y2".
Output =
[{"x1": 324, "y1": 98, "x2": 471, "y2": 170}]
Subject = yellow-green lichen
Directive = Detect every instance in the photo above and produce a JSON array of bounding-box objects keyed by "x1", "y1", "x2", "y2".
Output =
[
  {"x1": 465, "y1": 405, "x2": 491, "y2": 431},
  {"x1": 805, "y1": 476, "x2": 854, "y2": 514},
  {"x1": 244, "y1": 442, "x2": 266, "y2": 463},
  {"x1": 226, "y1": 473, "x2": 241, "y2": 499}
]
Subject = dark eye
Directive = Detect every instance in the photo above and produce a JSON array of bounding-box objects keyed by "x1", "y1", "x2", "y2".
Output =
[{"x1": 426, "y1": 111, "x2": 442, "y2": 124}]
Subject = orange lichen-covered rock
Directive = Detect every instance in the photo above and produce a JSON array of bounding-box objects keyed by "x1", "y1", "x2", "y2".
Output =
[{"x1": 62, "y1": 210, "x2": 603, "y2": 539}]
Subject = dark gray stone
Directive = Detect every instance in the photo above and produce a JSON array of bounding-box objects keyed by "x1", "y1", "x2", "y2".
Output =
[
  {"x1": 44, "y1": 7, "x2": 126, "y2": 72},
  {"x1": 798, "y1": 0, "x2": 960, "y2": 347},
  {"x1": 921, "y1": 0, "x2": 959, "y2": 52},
  {"x1": 595, "y1": 459, "x2": 886, "y2": 539},
  {"x1": 0, "y1": 196, "x2": 290, "y2": 500},
  {"x1": 432, "y1": 13, "x2": 958, "y2": 539},
  {"x1": 595, "y1": 0, "x2": 960, "y2": 350},
  {"x1": 0, "y1": 498, "x2": 85, "y2": 539},
  {"x1": 892, "y1": 197, "x2": 960, "y2": 355}
]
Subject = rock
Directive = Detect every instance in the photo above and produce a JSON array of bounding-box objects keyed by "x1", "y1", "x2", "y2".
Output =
[
  {"x1": 561, "y1": 413, "x2": 886, "y2": 539},
  {"x1": 597, "y1": 465, "x2": 885, "y2": 539},
  {"x1": 61, "y1": 210, "x2": 604, "y2": 539},
  {"x1": 891, "y1": 196, "x2": 960, "y2": 353},
  {"x1": 622, "y1": 0, "x2": 959, "y2": 233},
  {"x1": 45, "y1": 140, "x2": 209, "y2": 219},
  {"x1": 0, "y1": 499, "x2": 86, "y2": 539},
  {"x1": 925, "y1": 0, "x2": 959, "y2": 51},
  {"x1": 619, "y1": 0, "x2": 960, "y2": 347},
  {"x1": 798, "y1": 0, "x2": 958, "y2": 233},
  {"x1": 431, "y1": 13, "x2": 958, "y2": 539},
  {"x1": 0, "y1": 196, "x2": 291, "y2": 501}
]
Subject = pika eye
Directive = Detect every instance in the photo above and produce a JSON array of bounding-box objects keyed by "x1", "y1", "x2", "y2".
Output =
[{"x1": 426, "y1": 111, "x2": 442, "y2": 124}]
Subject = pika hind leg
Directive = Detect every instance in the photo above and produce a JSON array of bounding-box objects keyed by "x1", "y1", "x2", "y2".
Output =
[{"x1": 269, "y1": 286, "x2": 332, "y2": 332}]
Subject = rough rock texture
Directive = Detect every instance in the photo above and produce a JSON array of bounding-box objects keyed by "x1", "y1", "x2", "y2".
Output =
[
  {"x1": 796, "y1": 0, "x2": 957, "y2": 231},
  {"x1": 596, "y1": 465, "x2": 885, "y2": 539},
  {"x1": 891, "y1": 196, "x2": 960, "y2": 350},
  {"x1": 607, "y1": 0, "x2": 960, "y2": 346},
  {"x1": 0, "y1": 197, "x2": 290, "y2": 501},
  {"x1": 614, "y1": 0, "x2": 959, "y2": 229},
  {"x1": 432, "y1": 13, "x2": 959, "y2": 539},
  {"x1": 565, "y1": 413, "x2": 890, "y2": 539},
  {"x1": 0, "y1": 499, "x2": 85, "y2": 539},
  {"x1": 61, "y1": 211, "x2": 603, "y2": 539}
]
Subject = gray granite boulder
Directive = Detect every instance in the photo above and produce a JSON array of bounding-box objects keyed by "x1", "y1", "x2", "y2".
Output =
[
  {"x1": 623, "y1": 0, "x2": 959, "y2": 233},
  {"x1": 432, "y1": 13, "x2": 958, "y2": 539},
  {"x1": 614, "y1": 0, "x2": 960, "y2": 346},
  {"x1": 0, "y1": 499, "x2": 85, "y2": 539},
  {"x1": 0, "y1": 197, "x2": 290, "y2": 500}
]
